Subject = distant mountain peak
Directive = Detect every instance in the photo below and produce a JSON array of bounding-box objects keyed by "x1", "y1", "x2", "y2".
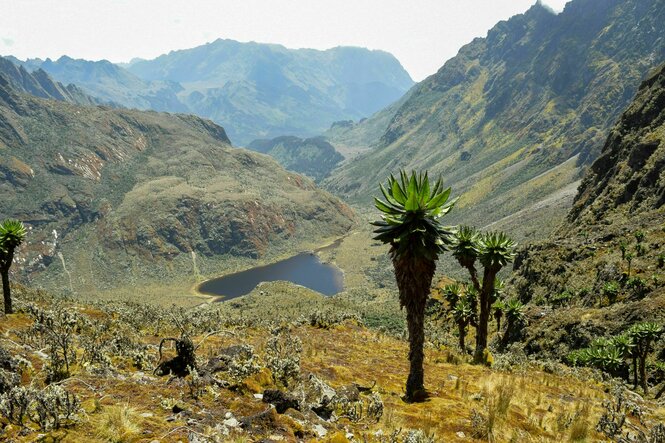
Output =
[{"x1": 533, "y1": 0, "x2": 558, "y2": 14}]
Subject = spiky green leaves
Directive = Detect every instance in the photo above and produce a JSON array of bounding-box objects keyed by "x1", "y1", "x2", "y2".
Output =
[
  {"x1": 628, "y1": 322, "x2": 663, "y2": 340},
  {"x1": 478, "y1": 232, "x2": 516, "y2": 271},
  {"x1": 372, "y1": 170, "x2": 456, "y2": 261},
  {"x1": 504, "y1": 299, "x2": 525, "y2": 323},
  {"x1": 567, "y1": 322, "x2": 663, "y2": 381},
  {"x1": 442, "y1": 283, "x2": 463, "y2": 307},
  {"x1": 452, "y1": 298, "x2": 474, "y2": 325},
  {"x1": 567, "y1": 338, "x2": 624, "y2": 372},
  {"x1": 0, "y1": 220, "x2": 26, "y2": 254},
  {"x1": 451, "y1": 226, "x2": 480, "y2": 269},
  {"x1": 451, "y1": 227, "x2": 516, "y2": 273}
]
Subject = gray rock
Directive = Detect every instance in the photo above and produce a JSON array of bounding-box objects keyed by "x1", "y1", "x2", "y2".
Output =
[
  {"x1": 223, "y1": 417, "x2": 239, "y2": 428},
  {"x1": 313, "y1": 424, "x2": 327, "y2": 437}
]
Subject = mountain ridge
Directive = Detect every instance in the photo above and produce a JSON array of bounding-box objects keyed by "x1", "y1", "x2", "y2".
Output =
[
  {"x1": 8, "y1": 39, "x2": 415, "y2": 145},
  {"x1": 509, "y1": 62, "x2": 665, "y2": 360},
  {"x1": 324, "y1": 0, "x2": 665, "y2": 241},
  {"x1": 0, "y1": 68, "x2": 355, "y2": 297}
]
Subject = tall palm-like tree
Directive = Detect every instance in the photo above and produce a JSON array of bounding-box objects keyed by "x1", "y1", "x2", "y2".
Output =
[
  {"x1": 0, "y1": 219, "x2": 27, "y2": 314},
  {"x1": 476, "y1": 232, "x2": 516, "y2": 360},
  {"x1": 501, "y1": 298, "x2": 525, "y2": 349},
  {"x1": 629, "y1": 322, "x2": 663, "y2": 394},
  {"x1": 452, "y1": 228, "x2": 516, "y2": 363},
  {"x1": 452, "y1": 297, "x2": 473, "y2": 351},
  {"x1": 372, "y1": 170, "x2": 456, "y2": 401}
]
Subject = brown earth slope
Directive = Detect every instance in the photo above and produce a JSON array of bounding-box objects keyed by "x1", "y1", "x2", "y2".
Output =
[{"x1": 0, "y1": 74, "x2": 355, "y2": 299}]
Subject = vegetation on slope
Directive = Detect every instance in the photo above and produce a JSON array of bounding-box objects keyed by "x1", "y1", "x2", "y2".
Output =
[
  {"x1": 1, "y1": 285, "x2": 663, "y2": 442},
  {"x1": 0, "y1": 76, "x2": 355, "y2": 297},
  {"x1": 325, "y1": 0, "x2": 665, "y2": 241},
  {"x1": 509, "y1": 63, "x2": 665, "y2": 376},
  {"x1": 248, "y1": 136, "x2": 344, "y2": 182}
]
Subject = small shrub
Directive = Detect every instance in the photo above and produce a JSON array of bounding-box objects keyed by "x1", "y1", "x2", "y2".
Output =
[
  {"x1": 470, "y1": 408, "x2": 493, "y2": 440},
  {"x1": 0, "y1": 384, "x2": 80, "y2": 430},
  {"x1": 494, "y1": 380, "x2": 513, "y2": 416},
  {"x1": 626, "y1": 276, "x2": 649, "y2": 299},
  {"x1": 32, "y1": 384, "x2": 81, "y2": 430},
  {"x1": 265, "y1": 331, "x2": 302, "y2": 387},
  {"x1": 0, "y1": 385, "x2": 32, "y2": 425},
  {"x1": 22, "y1": 303, "x2": 85, "y2": 382},
  {"x1": 602, "y1": 281, "x2": 620, "y2": 304},
  {"x1": 634, "y1": 231, "x2": 645, "y2": 243},
  {"x1": 569, "y1": 403, "x2": 590, "y2": 441},
  {"x1": 551, "y1": 290, "x2": 573, "y2": 308},
  {"x1": 226, "y1": 345, "x2": 262, "y2": 386}
]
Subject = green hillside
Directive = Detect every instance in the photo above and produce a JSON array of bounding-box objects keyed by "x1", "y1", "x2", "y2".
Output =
[
  {"x1": 325, "y1": 0, "x2": 665, "y2": 241},
  {"x1": 0, "y1": 75, "x2": 355, "y2": 300},
  {"x1": 247, "y1": 136, "x2": 344, "y2": 181},
  {"x1": 509, "y1": 62, "x2": 665, "y2": 363}
]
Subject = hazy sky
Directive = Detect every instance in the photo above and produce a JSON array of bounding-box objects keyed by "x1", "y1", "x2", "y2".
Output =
[{"x1": 0, "y1": 0, "x2": 570, "y2": 81}]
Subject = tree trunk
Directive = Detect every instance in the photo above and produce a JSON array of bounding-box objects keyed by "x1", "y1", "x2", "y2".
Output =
[
  {"x1": 405, "y1": 300, "x2": 426, "y2": 399},
  {"x1": 501, "y1": 320, "x2": 513, "y2": 349},
  {"x1": 457, "y1": 321, "x2": 466, "y2": 351},
  {"x1": 1, "y1": 269, "x2": 11, "y2": 315},
  {"x1": 392, "y1": 251, "x2": 435, "y2": 402},
  {"x1": 474, "y1": 268, "x2": 497, "y2": 363},
  {"x1": 639, "y1": 354, "x2": 648, "y2": 395},
  {"x1": 633, "y1": 357, "x2": 639, "y2": 390},
  {"x1": 655, "y1": 382, "x2": 665, "y2": 400}
]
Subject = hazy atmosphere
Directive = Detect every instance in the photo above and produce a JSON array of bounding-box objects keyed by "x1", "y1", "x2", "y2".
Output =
[
  {"x1": 1, "y1": 0, "x2": 664, "y2": 441},
  {"x1": 2, "y1": 0, "x2": 569, "y2": 80}
]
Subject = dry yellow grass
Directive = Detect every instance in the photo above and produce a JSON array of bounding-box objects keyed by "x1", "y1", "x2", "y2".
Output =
[{"x1": 1, "y1": 301, "x2": 662, "y2": 442}]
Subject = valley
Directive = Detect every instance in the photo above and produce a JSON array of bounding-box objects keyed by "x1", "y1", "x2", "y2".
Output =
[{"x1": 0, "y1": 0, "x2": 664, "y2": 441}]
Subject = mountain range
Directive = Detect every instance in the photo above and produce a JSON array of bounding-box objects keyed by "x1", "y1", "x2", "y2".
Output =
[
  {"x1": 0, "y1": 62, "x2": 355, "y2": 296},
  {"x1": 324, "y1": 0, "x2": 665, "y2": 240},
  {"x1": 8, "y1": 40, "x2": 414, "y2": 145}
]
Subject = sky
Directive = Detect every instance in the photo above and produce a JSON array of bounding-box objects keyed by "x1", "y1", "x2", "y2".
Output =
[{"x1": 0, "y1": 0, "x2": 570, "y2": 81}]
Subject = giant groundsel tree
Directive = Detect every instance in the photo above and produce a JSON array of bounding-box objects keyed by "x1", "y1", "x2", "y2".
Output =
[
  {"x1": 0, "y1": 219, "x2": 27, "y2": 314},
  {"x1": 372, "y1": 170, "x2": 456, "y2": 401},
  {"x1": 451, "y1": 227, "x2": 516, "y2": 363}
]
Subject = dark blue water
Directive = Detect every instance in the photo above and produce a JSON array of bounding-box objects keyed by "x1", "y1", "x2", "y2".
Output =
[{"x1": 198, "y1": 252, "x2": 344, "y2": 301}]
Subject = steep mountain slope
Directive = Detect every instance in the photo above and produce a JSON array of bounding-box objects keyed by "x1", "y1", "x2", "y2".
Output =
[
  {"x1": 11, "y1": 56, "x2": 187, "y2": 113},
  {"x1": 126, "y1": 40, "x2": 414, "y2": 144},
  {"x1": 247, "y1": 136, "x2": 343, "y2": 181},
  {"x1": 509, "y1": 63, "x2": 665, "y2": 360},
  {"x1": 0, "y1": 76, "x2": 355, "y2": 295},
  {"x1": 325, "y1": 0, "x2": 665, "y2": 239},
  {"x1": 0, "y1": 56, "x2": 98, "y2": 106}
]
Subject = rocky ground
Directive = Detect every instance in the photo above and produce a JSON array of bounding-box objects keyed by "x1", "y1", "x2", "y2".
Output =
[{"x1": 0, "y1": 285, "x2": 664, "y2": 442}]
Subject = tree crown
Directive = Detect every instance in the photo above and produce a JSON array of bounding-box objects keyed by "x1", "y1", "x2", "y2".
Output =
[{"x1": 372, "y1": 170, "x2": 456, "y2": 261}]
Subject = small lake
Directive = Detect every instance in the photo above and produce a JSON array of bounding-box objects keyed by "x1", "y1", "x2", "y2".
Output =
[{"x1": 198, "y1": 251, "x2": 344, "y2": 301}]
